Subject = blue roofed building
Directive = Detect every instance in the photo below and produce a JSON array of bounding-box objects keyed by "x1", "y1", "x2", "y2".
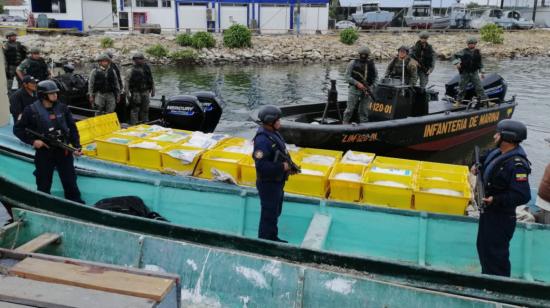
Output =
[{"x1": 28, "y1": 0, "x2": 114, "y2": 31}]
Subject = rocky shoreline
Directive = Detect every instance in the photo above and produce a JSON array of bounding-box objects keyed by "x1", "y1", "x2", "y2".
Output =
[{"x1": 17, "y1": 30, "x2": 550, "y2": 66}]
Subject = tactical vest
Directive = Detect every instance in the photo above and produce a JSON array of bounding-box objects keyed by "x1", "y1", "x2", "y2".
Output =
[
  {"x1": 92, "y1": 68, "x2": 116, "y2": 94},
  {"x1": 459, "y1": 48, "x2": 482, "y2": 73},
  {"x1": 411, "y1": 41, "x2": 434, "y2": 72},
  {"x1": 482, "y1": 147, "x2": 531, "y2": 193},
  {"x1": 253, "y1": 129, "x2": 289, "y2": 182},
  {"x1": 4, "y1": 41, "x2": 25, "y2": 66},
  {"x1": 129, "y1": 64, "x2": 153, "y2": 92},
  {"x1": 388, "y1": 57, "x2": 412, "y2": 81},
  {"x1": 350, "y1": 59, "x2": 377, "y2": 86},
  {"x1": 26, "y1": 58, "x2": 49, "y2": 81},
  {"x1": 30, "y1": 101, "x2": 70, "y2": 140}
]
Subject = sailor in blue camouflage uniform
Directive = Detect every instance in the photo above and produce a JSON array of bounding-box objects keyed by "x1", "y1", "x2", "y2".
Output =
[
  {"x1": 253, "y1": 105, "x2": 297, "y2": 243},
  {"x1": 473, "y1": 119, "x2": 531, "y2": 277}
]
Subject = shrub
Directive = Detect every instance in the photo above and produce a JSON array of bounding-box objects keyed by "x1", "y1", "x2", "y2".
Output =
[
  {"x1": 191, "y1": 31, "x2": 216, "y2": 49},
  {"x1": 480, "y1": 23, "x2": 504, "y2": 44},
  {"x1": 223, "y1": 24, "x2": 252, "y2": 48},
  {"x1": 100, "y1": 37, "x2": 114, "y2": 48},
  {"x1": 170, "y1": 49, "x2": 197, "y2": 63},
  {"x1": 340, "y1": 28, "x2": 359, "y2": 45},
  {"x1": 145, "y1": 44, "x2": 169, "y2": 58},
  {"x1": 175, "y1": 33, "x2": 193, "y2": 47}
]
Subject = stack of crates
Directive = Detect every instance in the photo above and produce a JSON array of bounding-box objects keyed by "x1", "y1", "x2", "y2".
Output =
[
  {"x1": 195, "y1": 150, "x2": 248, "y2": 182},
  {"x1": 76, "y1": 113, "x2": 121, "y2": 157},
  {"x1": 413, "y1": 162, "x2": 471, "y2": 215},
  {"x1": 161, "y1": 145, "x2": 204, "y2": 175},
  {"x1": 284, "y1": 148, "x2": 342, "y2": 198},
  {"x1": 95, "y1": 134, "x2": 139, "y2": 164},
  {"x1": 328, "y1": 151, "x2": 375, "y2": 203},
  {"x1": 128, "y1": 140, "x2": 173, "y2": 170},
  {"x1": 362, "y1": 157, "x2": 420, "y2": 209}
]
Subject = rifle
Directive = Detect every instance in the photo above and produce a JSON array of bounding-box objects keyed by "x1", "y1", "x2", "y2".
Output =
[
  {"x1": 351, "y1": 71, "x2": 376, "y2": 101},
  {"x1": 474, "y1": 146, "x2": 486, "y2": 212},
  {"x1": 26, "y1": 128, "x2": 77, "y2": 153},
  {"x1": 274, "y1": 149, "x2": 301, "y2": 174}
]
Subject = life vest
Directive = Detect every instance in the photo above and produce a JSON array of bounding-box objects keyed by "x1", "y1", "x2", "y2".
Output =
[
  {"x1": 387, "y1": 57, "x2": 412, "y2": 81},
  {"x1": 3, "y1": 41, "x2": 26, "y2": 66},
  {"x1": 30, "y1": 100, "x2": 70, "y2": 140},
  {"x1": 92, "y1": 67, "x2": 116, "y2": 94},
  {"x1": 411, "y1": 41, "x2": 434, "y2": 72},
  {"x1": 26, "y1": 58, "x2": 49, "y2": 81},
  {"x1": 459, "y1": 48, "x2": 482, "y2": 73},
  {"x1": 482, "y1": 147, "x2": 531, "y2": 190},
  {"x1": 350, "y1": 59, "x2": 377, "y2": 86},
  {"x1": 129, "y1": 64, "x2": 153, "y2": 92}
]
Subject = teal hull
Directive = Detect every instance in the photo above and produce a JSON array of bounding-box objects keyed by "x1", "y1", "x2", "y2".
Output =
[{"x1": 0, "y1": 209, "x2": 537, "y2": 307}]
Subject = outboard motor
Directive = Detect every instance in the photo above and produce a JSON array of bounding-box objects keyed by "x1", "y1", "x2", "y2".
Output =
[
  {"x1": 192, "y1": 91, "x2": 223, "y2": 133},
  {"x1": 53, "y1": 73, "x2": 88, "y2": 108},
  {"x1": 163, "y1": 95, "x2": 205, "y2": 131},
  {"x1": 445, "y1": 73, "x2": 507, "y2": 103}
]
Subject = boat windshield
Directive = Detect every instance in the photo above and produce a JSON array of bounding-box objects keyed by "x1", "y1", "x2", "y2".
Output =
[
  {"x1": 362, "y1": 4, "x2": 379, "y2": 12},
  {"x1": 489, "y1": 9, "x2": 503, "y2": 18},
  {"x1": 412, "y1": 7, "x2": 431, "y2": 17}
]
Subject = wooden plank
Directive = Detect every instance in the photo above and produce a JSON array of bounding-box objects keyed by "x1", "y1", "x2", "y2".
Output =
[
  {"x1": 301, "y1": 213, "x2": 331, "y2": 250},
  {"x1": 0, "y1": 276, "x2": 155, "y2": 308},
  {"x1": 14, "y1": 233, "x2": 60, "y2": 254},
  {"x1": 9, "y1": 258, "x2": 174, "y2": 302}
]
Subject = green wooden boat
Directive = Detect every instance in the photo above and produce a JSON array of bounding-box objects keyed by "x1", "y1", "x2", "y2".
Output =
[{"x1": 1, "y1": 208, "x2": 547, "y2": 307}]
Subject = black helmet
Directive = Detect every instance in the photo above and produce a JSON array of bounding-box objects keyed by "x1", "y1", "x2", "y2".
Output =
[
  {"x1": 63, "y1": 63, "x2": 75, "y2": 73},
  {"x1": 397, "y1": 45, "x2": 409, "y2": 54},
  {"x1": 497, "y1": 119, "x2": 527, "y2": 143},
  {"x1": 37, "y1": 80, "x2": 60, "y2": 99},
  {"x1": 5, "y1": 31, "x2": 17, "y2": 38},
  {"x1": 258, "y1": 105, "x2": 282, "y2": 125}
]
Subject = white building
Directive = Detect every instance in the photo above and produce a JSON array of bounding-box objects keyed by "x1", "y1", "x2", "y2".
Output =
[
  {"x1": 118, "y1": 0, "x2": 329, "y2": 34},
  {"x1": 24, "y1": 0, "x2": 114, "y2": 31}
]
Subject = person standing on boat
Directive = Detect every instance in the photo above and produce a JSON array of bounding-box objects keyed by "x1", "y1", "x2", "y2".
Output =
[
  {"x1": 106, "y1": 51, "x2": 127, "y2": 123},
  {"x1": 125, "y1": 53, "x2": 155, "y2": 125},
  {"x1": 3, "y1": 31, "x2": 27, "y2": 90},
  {"x1": 385, "y1": 46, "x2": 418, "y2": 86},
  {"x1": 16, "y1": 47, "x2": 51, "y2": 83},
  {"x1": 88, "y1": 53, "x2": 120, "y2": 113},
  {"x1": 410, "y1": 31, "x2": 436, "y2": 89},
  {"x1": 343, "y1": 46, "x2": 377, "y2": 124},
  {"x1": 452, "y1": 37, "x2": 488, "y2": 103},
  {"x1": 253, "y1": 105, "x2": 298, "y2": 243},
  {"x1": 9, "y1": 75, "x2": 37, "y2": 122},
  {"x1": 13, "y1": 80, "x2": 85, "y2": 204},
  {"x1": 472, "y1": 119, "x2": 531, "y2": 277}
]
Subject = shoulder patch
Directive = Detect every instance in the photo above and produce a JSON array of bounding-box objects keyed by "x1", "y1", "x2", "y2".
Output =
[
  {"x1": 515, "y1": 173, "x2": 528, "y2": 182},
  {"x1": 254, "y1": 150, "x2": 264, "y2": 159}
]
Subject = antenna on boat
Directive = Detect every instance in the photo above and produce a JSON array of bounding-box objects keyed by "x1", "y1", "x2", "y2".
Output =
[
  {"x1": 401, "y1": 58, "x2": 405, "y2": 86},
  {"x1": 0, "y1": 52, "x2": 10, "y2": 127}
]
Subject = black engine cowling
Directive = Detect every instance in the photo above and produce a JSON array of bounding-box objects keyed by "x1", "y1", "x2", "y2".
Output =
[
  {"x1": 163, "y1": 95, "x2": 205, "y2": 131},
  {"x1": 445, "y1": 73, "x2": 507, "y2": 103},
  {"x1": 192, "y1": 91, "x2": 223, "y2": 133}
]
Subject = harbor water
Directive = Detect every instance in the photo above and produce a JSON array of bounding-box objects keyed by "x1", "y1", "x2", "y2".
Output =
[{"x1": 153, "y1": 57, "x2": 550, "y2": 185}]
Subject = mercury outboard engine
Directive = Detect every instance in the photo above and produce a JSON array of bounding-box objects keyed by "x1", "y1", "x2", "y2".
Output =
[
  {"x1": 445, "y1": 73, "x2": 507, "y2": 103},
  {"x1": 192, "y1": 91, "x2": 223, "y2": 133},
  {"x1": 163, "y1": 95, "x2": 205, "y2": 131}
]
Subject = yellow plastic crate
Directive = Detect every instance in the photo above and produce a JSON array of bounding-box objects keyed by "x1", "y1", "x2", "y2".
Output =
[
  {"x1": 238, "y1": 156, "x2": 256, "y2": 187},
  {"x1": 418, "y1": 168, "x2": 468, "y2": 183},
  {"x1": 76, "y1": 120, "x2": 94, "y2": 145},
  {"x1": 160, "y1": 145, "x2": 204, "y2": 175},
  {"x1": 328, "y1": 163, "x2": 366, "y2": 202},
  {"x1": 95, "y1": 135, "x2": 138, "y2": 164},
  {"x1": 92, "y1": 113, "x2": 120, "y2": 136},
  {"x1": 195, "y1": 150, "x2": 248, "y2": 181},
  {"x1": 373, "y1": 156, "x2": 421, "y2": 170},
  {"x1": 128, "y1": 140, "x2": 172, "y2": 170},
  {"x1": 214, "y1": 137, "x2": 249, "y2": 149},
  {"x1": 146, "y1": 131, "x2": 190, "y2": 144},
  {"x1": 285, "y1": 163, "x2": 332, "y2": 198},
  {"x1": 420, "y1": 161, "x2": 469, "y2": 175},
  {"x1": 298, "y1": 148, "x2": 342, "y2": 166},
  {"x1": 81, "y1": 143, "x2": 97, "y2": 157},
  {"x1": 341, "y1": 150, "x2": 376, "y2": 166},
  {"x1": 113, "y1": 129, "x2": 160, "y2": 139},
  {"x1": 362, "y1": 164, "x2": 416, "y2": 209},
  {"x1": 414, "y1": 178, "x2": 472, "y2": 215}
]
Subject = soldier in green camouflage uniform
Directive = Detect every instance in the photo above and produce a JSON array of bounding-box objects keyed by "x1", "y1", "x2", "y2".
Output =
[
  {"x1": 385, "y1": 46, "x2": 419, "y2": 86},
  {"x1": 452, "y1": 37, "x2": 488, "y2": 102},
  {"x1": 410, "y1": 31, "x2": 436, "y2": 88},
  {"x1": 343, "y1": 46, "x2": 378, "y2": 124},
  {"x1": 3, "y1": 31, "x2": 27, "y2": 90}
]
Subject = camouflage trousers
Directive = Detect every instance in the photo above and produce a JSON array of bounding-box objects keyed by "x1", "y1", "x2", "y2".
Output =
[
  {"x1": 94, "y1": 92, "x2": 117, "y2": 113},
  {"x1": 343, "y1": 89, "x2": 371, "y2": 124},
  {"x1": 129, "y1": 91, "x2": 151, "y2": 125},
  {"x1": 418, "y1": 71, "x2": 430, "y2": 88},
  {"x1": 458, "y1": 72, "x2": 488, "y2": 101}
]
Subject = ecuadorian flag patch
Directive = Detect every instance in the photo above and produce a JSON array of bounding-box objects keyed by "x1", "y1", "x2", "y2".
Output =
[{"x1": 516, "y1": 173, "x2": 528, "y2": 182}]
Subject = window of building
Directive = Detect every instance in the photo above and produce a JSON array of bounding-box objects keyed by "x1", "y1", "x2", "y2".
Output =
[
  {"x1": 162, "y1": 0, "x2": 171, "y2": 7},
  {"x1": 136, "y1": 0, "x2": 158, "y2": 7},
  {"x1": 31, "y1": 0, "x2": 66, "y2": 13}
]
